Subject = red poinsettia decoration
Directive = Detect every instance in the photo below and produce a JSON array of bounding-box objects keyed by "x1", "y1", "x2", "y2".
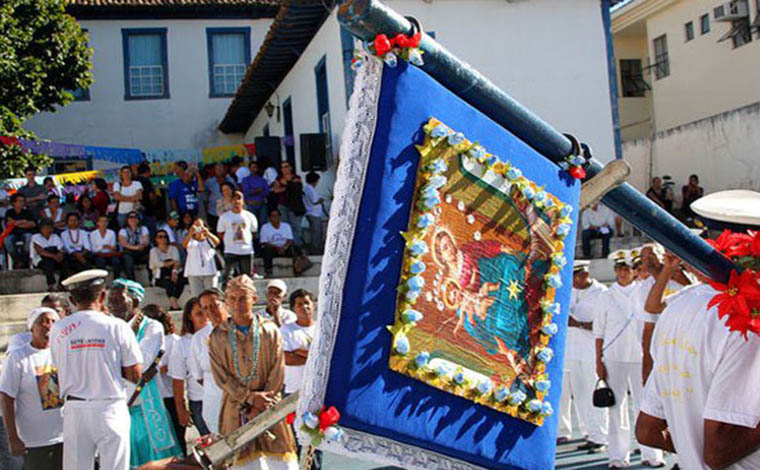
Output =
[
  {"x1": 374, "y1": 34, "x2": 392, "y2": 56},
  {"x1": 709, "y1": 269, "x2": 760, "y2": 338},
  {"x1": 707, "y1": 230, "x2": 754, "y2": 258},
  {"x1": 569, "y1": 166, "x2": 586, "y2": 180},
  {"x1": 318, "y1": 406, "x2": 341, "y2": 431}
]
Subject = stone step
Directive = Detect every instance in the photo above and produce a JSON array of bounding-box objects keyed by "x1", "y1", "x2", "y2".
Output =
[
  {"x1": 0, "y1": 256, "x2": 322, "y2": 295},
  {"x1": 0, "y1": 277, "x2": 320, "y2": 323}
]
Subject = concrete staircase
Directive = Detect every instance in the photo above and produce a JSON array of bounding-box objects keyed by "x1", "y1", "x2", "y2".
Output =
[{"x1": 0, "y1": 256, "x2": 321, "y2": 352}]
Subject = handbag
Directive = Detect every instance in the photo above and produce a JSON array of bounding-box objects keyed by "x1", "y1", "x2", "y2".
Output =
[{"x1": 593, "y1": 379, "x2": 616, "y2": 408}]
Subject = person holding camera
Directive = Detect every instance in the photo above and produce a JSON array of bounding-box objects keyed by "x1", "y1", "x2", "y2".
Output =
[{"x1": 182, "y1": 217, "x2": 221, "y2": 297}]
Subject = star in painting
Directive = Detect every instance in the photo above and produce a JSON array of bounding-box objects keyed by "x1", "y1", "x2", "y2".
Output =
[{"x1": 507, "y1": 279, "x2": 522, "y2": 300}]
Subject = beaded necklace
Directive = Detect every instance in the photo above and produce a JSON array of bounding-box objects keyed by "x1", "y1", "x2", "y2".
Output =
[{"x1": 229, "y1": 314, "x2": 260, "y2": 385}]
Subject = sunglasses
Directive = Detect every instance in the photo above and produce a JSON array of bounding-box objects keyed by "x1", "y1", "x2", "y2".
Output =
[{"x1": 156, "y1": 235, "x2": 168, "y2": 239}]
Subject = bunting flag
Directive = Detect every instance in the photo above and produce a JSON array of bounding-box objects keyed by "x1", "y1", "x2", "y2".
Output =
[
  {"x1": 84, "y1": 145, "x2": 143, "y2": 164},
  {"x1": 19, "y1": 138, "x2": 86, "y2": 158},
  {"x1": 144, "y1": 149, "x2": 203, "y2": 176},
  {"x1": 53, "y1": 170, "x2": 101, "y2": 185},
  {"x1": 201, "y1": 144, "x2": 253, "y2": 164}
]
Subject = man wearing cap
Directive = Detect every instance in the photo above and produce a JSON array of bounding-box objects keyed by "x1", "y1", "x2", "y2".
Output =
[
  {"x1": 107, "y1": 279, "x2": 183, "y2": 467},
  {"x1": 189, "y1": 288, "x2": 230, "y2": 435},
  {"x1": 558, "y1": 260, "x2": 608, "y2": 452},
  {"x1": 636, "y1": 191, "x2": 760, "y2": 470},
  {"x1": 49, "y1": 269, "x2": 143, "y2": 470},
  {"x1": 594, "y1": 250, "x2": 663, "y2": 468},
  {"x1": 0, "y1": 307, "x2": 62, "y2": 469},
  {"x1": 258, "y1": 279, "x2": 296, "y2": 328},
  {"x1": 208, "y1": 275, "x2": 297, "y2": 470}
]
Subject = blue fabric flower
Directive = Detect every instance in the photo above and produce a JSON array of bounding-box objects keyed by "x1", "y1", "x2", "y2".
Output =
[
  {"x1": 405, "y1": 290, "x2": 420, "y2": 302},
  {"x1": 534, "y1": 191, "x2": 548, "y2": 203},
  {"x1": 383, "y1": 52, "x2": 398, "y2": 68},
  {"x1": 435, "y1": 363, "x2": 452, "y2": 377},
  {"x1": 570, "y1": 155, "x2": 585, "y2": 166},
  {"x1": 428, "y1": 175, "x2": 447, "y2": 189},
  {"x1": 468, "y1": 145, "x2": 487, "y2": 160},
  {"x1": 527, "y1": 399, "x2": 542, "y2": 413},
  {"x1": 551, "y1": 253, "x2": 567, "y2": 269},
  {"x1": 427, "y1": 159, "x2": 448, "y2": 174},
  {"x1": 447, "y1": 132, "x2": 465, "y2": 146},
  {"x1": 394, "y1": 333, "x2": 410, "y2": 355},
  {"x1": 303, "y1": 411, "x2": 319, "y2": 429},
  {"x1": 431, "y1": 124, "x2": 450, "y2": 139},
  {"x1": 541, "y1": 401, "x2": 554, "y2": 416},
  {"x1": 414, "y1": 351, "x2": 430, "y2": 368},
  {"x1": 453, "y1": 372, "x2": 466, "y2": 385},
  {"x1": 546, "y1": 273, "x2": 562, "y2": 289},
  {"x1": 420, "y1": 184, "x2": 439, "y2": 200},
  {"x1": 417, "y1": 213, "x2": 435, "y2": 229},
  {"x1": 542, "y1": 300, "x2": 560, "y2": 316},
  {"x1": 521, "y1": 186, "x2": 536, "y2": 200},
  {"x1": 537, "y1": 347, "x2": 554, "y2": 363},
  {"x1": 351, "y1": 59, "x2": 364, "y2": 71},
  {"x1": 556, "y1": 223, "x2": 571, "y2": 237},
  {"x1": 409, "y1": 48, "x2": 424, "y2": 66},
  {"x1": 507, "y1": 167, "x2": 522, "y2": 180},
  {"x1": 494, "y1": 388, "x2": 510, "y2": 402},
  {"x1": 558, "y1": 161, "x2": 570, "y2": 170},
  {"x1": 544, "y1": 198, "x2": 555, "y2": 209},
  {"x1": 407, "y1": 276, "x2": 425, "y2": 291},
  {"x1": 419, "y1": 195, "x2": 441, "y2": 211},
  {"x1": 409, "y1": 241, "x2": 428, "y2": 257},
  {"x1": 477, "y1": 380, "x2": 493, "y2": 395},
  {"x1": 324, "y1": 426, "x2": 344, "y2": 442},
  {"x1": 485, "y1": 155, "x2": 499, "y2": 166},
  {"x1": 509, "y1": 390, "x2": 526, "y2": 405},
  {"x1": 541, "y1": 323, "x2": 559, "y2": 336},
  {"x1": 535, "y1": 380, "x2": 551, "y2": 392},
  {"x1": 402, "y1": 309, "x2": 423, "y2": 324},
  {"x1": 560, "y1": 205, "x2": 573, "y2": 217},
  {"x1": 410, "y1": 260, "x2": 426, "y2": 274}
]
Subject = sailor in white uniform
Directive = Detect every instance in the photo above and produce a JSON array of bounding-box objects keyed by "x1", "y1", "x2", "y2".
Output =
[
  {"x1": 594, "y1": 250, "x2": 663, "y2": 468},
  {"x1": 637, "y1": 190, "x2": 760, "y2": 470},
  {"x1": 558, "y1": 260, "x2": 609, "y2": 452},
  {"x1": 49, "y1": 270, "x2": 143, "y2": 470}
]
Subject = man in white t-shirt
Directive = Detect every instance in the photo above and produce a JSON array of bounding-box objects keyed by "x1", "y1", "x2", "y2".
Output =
[
  {"x1": 113, "y1": 166, "x2": 144, "y2": 227},
  {"x1": 637, "y1": 192, "x2": 760, "y2": 470},
  {"x1": 30, "y1": 219, "x2": 65, "y2": 291},
  {"x1": 217, "y1": 190, "x2": 258, "y2": 285},
  {"x1": 0, "y1": 307, "x2": 62, "y2": 469},
  {"x1": 581, "y1": 203, "x2": 616, "y2": 259},
  {"x1": 260, "y1": 208, "x2": 308, "y2": 278},
  {"x1": 50, "y1": 270, "x2": 143, "y2": 470},
  {"x1": 257, "y1": 279, "x2": 296, "y2": 328},
  {"x1": 558, "y1": 260, "x2": 608, "y2": 452}
]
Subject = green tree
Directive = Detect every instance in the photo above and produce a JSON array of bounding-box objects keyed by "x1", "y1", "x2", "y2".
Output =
[{"x1": 0, "y1": 0, "x2": 93, "y2": 178}]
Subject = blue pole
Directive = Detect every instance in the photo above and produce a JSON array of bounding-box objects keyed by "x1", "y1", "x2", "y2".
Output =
[{"x1": 337, "y1": 0, "x2": 736, "y2": 283}]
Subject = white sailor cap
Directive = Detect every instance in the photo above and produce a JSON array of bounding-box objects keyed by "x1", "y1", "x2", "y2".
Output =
[
  {"x1": 266, "y1": 279, "x2": 288, "y2": 295},
  {"x1": 573, "y1": 260, "x2": 591, "y2": 272},
  {"x1": 608, "y1": 249, "x2": 634, "y2": 267},
  {"x1": 61, "y1": 269, "x2": 109, "y2": 291},
  {"x1": 691, "y1": 190, "x2": 760, "y2": 230}
]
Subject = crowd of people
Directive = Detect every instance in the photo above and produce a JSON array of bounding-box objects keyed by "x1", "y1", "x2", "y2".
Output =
[
  {"x1": 0, "y1": 272, "x2": 318, "y2": 470},
  {"x1": 0, "y1": 158, "x2": 329, "y2": 297},
  {"x1": 646, "y1": 174, "x2": 704, "y2": 223}
]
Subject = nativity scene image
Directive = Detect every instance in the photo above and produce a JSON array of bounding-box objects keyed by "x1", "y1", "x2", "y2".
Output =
[{"x1": 389, "y1": 118, "x2": 572, "y2": 425}]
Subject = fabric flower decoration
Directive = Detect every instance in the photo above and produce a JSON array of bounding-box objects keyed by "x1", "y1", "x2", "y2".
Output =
[
  {"x1": 410, "y1": 260, "x2": 426, "y2": 274},
  {"x1": 527, "y1": 399, "x2": 542, "y2": 413},
  {"x1": 476, "y1": 379, "x2": 493, "y2": 395},
  {"x1": 417, "y1": 213, "x2": 435, "y2": 229},
  {"x1": 409, "y1": 48, "x2": 424, "y2": 66},
  {"x1": 431, "y1": 124, "x2": 451, "y2": 139},
  {"x1": 546, "y1": 273, "x2": 562, "y2": 289},
  {"x1": 534, "y1": 191, "x2": 548, "y2": 204},
  {"x1": 374, "y1": 34, "x2": 392, "y2": 56},
  {"x1": 485, "y1": 155, "x2": 499, "y2": 166},
  {"x1": 420, "y1": 184, "x2": 439, "y2": 200},
  {"x1": 428, "y1": 175, "x2": 447, "y2": 189},
  {"x1": 405, "y1": 290, "x2": 420, "y2": 302},
  {"x1": 303, "y1": 411, "x2": 320, "y2": 430},
  {"x1": 453, "y1": 372, "x2": 467, "y2": 385},
  {"x1": 435, "y1": 363, "x2": 452, "y2": 377},
  {"x1": 319, "y1": 406, "x2": 341, "y2": 431},
  {"x1": 394, "y1": 333, "x2": 410, "y2": 355},
  {"x1": 414, "y1": 351, "x2": 430, "y2": 368},
  {"x1": 507, "y1": 167, "x2": 522, "y2": 180},
  {"x1": 537, "y1": 347, "x2": 554, "y2": 363},
  {"x1": 559, "y1": 205, "x2": 573, "y2": 218},
  {"x1": 541, "y1": 402, "x2": 554, "y2": 416},
  {"x1": 468, "y1": 145, "x2": 487, "y2": 160},
  {"x1": 402, "y1": 309, "x2": 423, "y2": 324},
  {"x1": 521, "y1": 186, "x2": 536, "y2": 200},
  {"x1": 541, "y1": 300, "x2": 560, "y2": 316},
  {"x1": 409, "y1": 32, "x2": 422, "y2": 48},
  {"x1": 494, "y1": 387, "x2": 510, "y2": 402},
  {"x1": 392, "y1": 33, "x2": 410, "y2": 48},
  {"x1": 509, "y1": 390, "x2": 526, "y2": 405},
  {"x1": 535, "y1": 380, "x2": 551, "y2": 392},
  {"x1": 407, "y1": 275, "x2": 425, "y2": 291},
  {"x1": 383, "y1": 52, "x2": 398, "y2": 68},
  {"x1": 323, "y1": 426, "x2": 344, "y2": 442},
  {"x1": 541, "y1": 323, "x2": 558, "y2": 336},
  {"x1": 556, "y1": 223, "x2": 571, "y2": 237},
  {"x1": 551, "y1": 253, "x2": 567, "y2": 269},
  {"x1": 427, "y1": 159, "x2": 448, "y2": 174},
  {"x1": 409, "y1": 241, "x2": 428, "y2": 257},
  {"x1": 447, "y1": 132, "x2": 465, "y2": 146}
]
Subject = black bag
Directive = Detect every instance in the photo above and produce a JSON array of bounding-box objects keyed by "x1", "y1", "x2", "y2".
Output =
[{"x1": 593, "y1": 379, "x2": 615, "y2": 408}]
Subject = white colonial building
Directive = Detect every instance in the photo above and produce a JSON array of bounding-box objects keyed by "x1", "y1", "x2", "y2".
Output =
[
  {"x1": 25, "y1": 0, "x2": 279, "y2": 149},
  {"x1": 220, "y1": 0, "x2": 621, "y2": 184}
]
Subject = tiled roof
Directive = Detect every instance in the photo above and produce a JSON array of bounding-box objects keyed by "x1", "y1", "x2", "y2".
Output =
[{"x1": 219, "y1": 0, "x2": 332, "y2": 133}]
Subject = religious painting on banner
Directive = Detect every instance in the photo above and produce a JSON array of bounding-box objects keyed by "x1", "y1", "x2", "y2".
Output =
[
  {"x1": 297, "y1": 35, "x2": 580, "y2": 470},
  {"x1": 389, "y1": 119, "x2": 570, "y2": 425}
]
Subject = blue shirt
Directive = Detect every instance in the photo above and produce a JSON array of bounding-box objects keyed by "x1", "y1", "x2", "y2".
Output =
[
  {"x1": 168, "y1": 179, "x2": 199, "y2": 214},
  {"x1": 241, "y1": 175, "x2": 269, "y2": 204}
]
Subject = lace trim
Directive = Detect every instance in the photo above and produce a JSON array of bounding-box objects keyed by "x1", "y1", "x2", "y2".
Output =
[{"x1": 296, "y1": 52, "x2": 487, "y2": 470}]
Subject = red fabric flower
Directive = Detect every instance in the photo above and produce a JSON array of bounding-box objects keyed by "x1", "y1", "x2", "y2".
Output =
[
  {"x1": 751, "y1": 231, "x2": 760, "y2": 258},
  {"x1": 569, "y1": 166, "x2": 586, "y2": 180},
  {"x1": 286, "y1": 412, "x2": 295, "y2": 425},
  {"x1": 409, "y1": 32, "x2": 422, "y2": 48},
  {"x1": 708, "y1": 230, "x2": 753, "y2": 257},
  {"x1": 318, "y1": 406, "x2": 341, "y2": 431},
  {"x1": 392, "y1": 33, "x2": 409, "y2": 48},
  {"x1": 709, "y1": 270, "x2": 760, "y2": 321},
  {"x1": 723, "y1": 301, "x2": 760, "y2": 339},
  {"x1": 374, "y1": 34, "x2": 392, "y2": 56}
]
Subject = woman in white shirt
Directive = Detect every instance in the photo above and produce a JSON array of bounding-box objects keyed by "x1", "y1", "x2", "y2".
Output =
[
  {"x1": 0, "y1": 308, "x2": 62, "y2": 469},
  {"x1": 149, "y1": 230, "x2": 184, "y2": 310},
  {"x1": 42, "y1": 195, "x2": 65, "y2": 232},
  {"x1": 30, "y1": 220, "x2": 65, "y2": 291},
  {"x1": 61, "y1": 212, "x2": 91, "y2": 276},
  {"x1": 142, "y1": 304, "x2": 185, "y2": 457},
  {"x1": 182, "y1": 217, "x2": 220, "y2": 297},
  {"x1": 118, "y1": 211, "x2": 150, "y2": 281},
  {"x1": 112, "y1": 166, "x2": 143, "y2": 227},
  {"x1": 168, "y1": 298, "x2": 210, "y2": 437},
  {"x1": 90, "y1": 215, "x2": 123, "y2": 277}
]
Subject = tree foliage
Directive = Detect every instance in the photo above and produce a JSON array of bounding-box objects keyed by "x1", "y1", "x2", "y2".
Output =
[{"x1": 0, "y1": 0, "x2": 92, "y2": 177}]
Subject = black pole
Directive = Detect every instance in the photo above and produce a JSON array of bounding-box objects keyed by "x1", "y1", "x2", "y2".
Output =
[{"x1": 338, "y1": 0, "x2": 736, "y2": 283}]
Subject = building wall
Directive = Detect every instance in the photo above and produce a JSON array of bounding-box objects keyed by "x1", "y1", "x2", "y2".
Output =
[
  {"x1": 25, "y1": 18, "x2": 272, "y2": 149},
  {"x1": 623, "y1": 102, "x2": 760, "y2": 200},
  {"x1": 645, "y1": 0, "x2": 760, "y2": 131},
  {"x1": 243, "y1": 0, "x2": 618, "y2": 175},
  {"x1": 614, "y1": 34, "x2": 653, "y2": 141}
]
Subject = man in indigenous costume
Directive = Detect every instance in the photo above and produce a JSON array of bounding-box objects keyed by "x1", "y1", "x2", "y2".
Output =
[
  {"x1": 636, "y1": 191, "x2": 760, "y2": 470},
  {"x1": 108, "y1": 279, "x2": 183, "y2": 468},
  {"x1": 208, "y1": 274, "x2": 298, "y2": 470}
]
